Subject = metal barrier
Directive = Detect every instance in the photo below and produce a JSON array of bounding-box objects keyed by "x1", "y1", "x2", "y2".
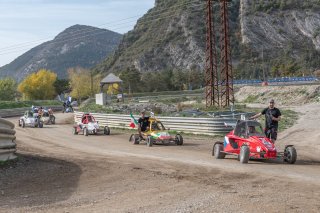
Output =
[
  {"x1": 74, "y1": 112, "x2": 240, "y2": 135},
  {"x1": 0, "y1": 118, "x2": 16, "y2": 161},
  {"x1": 0, "y1": 106, "x2": 63, "y2": 118}
]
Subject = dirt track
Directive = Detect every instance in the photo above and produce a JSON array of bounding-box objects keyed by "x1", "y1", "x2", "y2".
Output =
[{"x1": 1, "y1": 105, "x2": 320, "y2": 212}]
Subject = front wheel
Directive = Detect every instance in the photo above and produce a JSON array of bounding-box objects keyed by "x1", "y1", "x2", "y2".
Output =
[
  {"x1": 175, "y1": 134, "x2": 183, "y2": 146},
  {"x1": 213, "y1": 143, "x2": 226, "y2": 159},
  {"x1": 38, "y1": 122, "x2": 43, "y2": 128},
  {"x1": 104, "y1": 126, "x2": 110, "y2": 135},
  {"x1": 147, "y1": 136, "x2": 153, "y2": 147},
  {"x1": 284, "y1": 146, "x2": 297, "y2": 164},
  {"x1": 83, "y1": 128, "x2": 88, "y2": 136},
  {"x1": 51, "y1": 115, "x2": 55, "y2": 124},
  {"x1": 239, "y1": 146, "x2": 250, "y2": 164},
  {"x1": 130, "y1": 134, "x2": 140, "y2": 145}
]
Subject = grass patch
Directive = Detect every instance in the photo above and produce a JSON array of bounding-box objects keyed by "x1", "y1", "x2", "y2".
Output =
[
  {"x1": 243, "y1": 95, "x2": 259, "y2": 103},
  {"x1": 79, "y1": 103, "x2": 118, "y2": 114},
  {"x1": 0, "y1": 100, "x2": 61, "y2": 109},
  {"x1": 0, "y1": 157, "x2": 18, "y2": 168},
  {"x1": 278, "y1": 109, "x2": 299, "y2": 132},
  {"x1": 130, "y1": 89, "x2": 203, "y2": 98},
  {"x1": 0, "y1": 161, "x2": 9, "y2": 166}
]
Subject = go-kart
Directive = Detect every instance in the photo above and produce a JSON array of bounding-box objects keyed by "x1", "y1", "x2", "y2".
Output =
[
  {"x1": 18, "y1": 110, "x2": 44, "y2": 128},
  {"x1": 31, "y1": 106, "x2": 55, "y2": 125},
  {"x1": 212, "y1": 120, "x2": 297, "y2": 164},
  {"x1": 129, "y1": 117, "x2": 183, "y2": 147},
  {"x1": 73, "y1": 113, "x2": 110, "y2": 136},
  {"x1": 42, "y1": 108, "x2": 55, "y2": 124}
]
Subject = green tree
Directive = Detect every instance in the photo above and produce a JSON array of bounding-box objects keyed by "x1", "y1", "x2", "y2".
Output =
[
  {"x1": 187, "y1": 69, "x2": 204, "y2": 90},
  {"x1": 0, "y1": 78, "x2": 17, "y2": 101},
  {"x1": 172, "y1": 69, "x2": 187, "y2": 90},
  {"x1": 54, "y1": 79, "x2": 70, "y2": 95},
  {"x1": 118, "y1": 67, "x2": 142, "y2": 94}
]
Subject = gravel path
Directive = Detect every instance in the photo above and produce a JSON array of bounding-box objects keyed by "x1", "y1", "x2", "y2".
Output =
[{"x1": 1, "y1": 110, "x2": 320, "y2": 212}]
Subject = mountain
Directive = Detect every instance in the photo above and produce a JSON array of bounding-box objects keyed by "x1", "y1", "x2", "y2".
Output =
[
  {"x1": 0, "y1": 25, "x2": 122, "y2": 81},
  {"x1": 94, "y1": 0, "x2": 320, "y2": 79}
]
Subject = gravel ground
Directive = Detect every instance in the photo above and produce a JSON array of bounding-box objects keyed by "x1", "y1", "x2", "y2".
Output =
[{"x1": 1, "y1": 106, "x2": 320, "y2": 212}]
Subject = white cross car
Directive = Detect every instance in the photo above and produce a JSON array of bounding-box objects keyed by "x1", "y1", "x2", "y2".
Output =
[{"x1": 18, "y1": 111, "x2": 44, "y2": 128}]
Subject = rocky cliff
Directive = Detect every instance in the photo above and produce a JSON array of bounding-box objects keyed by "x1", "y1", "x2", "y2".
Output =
[
  {"x1": 94, "y1": 0, "x2": 208, "y2": 74},
  {"x1": 240, "y1": 0, "x2": 320, "y2": 53},
  {"x1": 95, "y1": 0, "x2": 320, "y2": 79}
]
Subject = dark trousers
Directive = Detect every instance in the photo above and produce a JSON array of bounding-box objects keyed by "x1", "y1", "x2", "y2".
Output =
[{"x1": 265, "y1": 127, "x2": 278, "y2": 140}]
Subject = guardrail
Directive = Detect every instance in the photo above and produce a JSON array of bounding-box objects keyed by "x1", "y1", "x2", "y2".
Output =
[
  {"x1": 0, "y1": 118, "x2": 16, "y2": 161},
  {"x1": 0, "y1": 106, "x2": 63, "y2": 118},
  {"x1": 74, "y1": 112, "x2": 244, "y2": 135}
]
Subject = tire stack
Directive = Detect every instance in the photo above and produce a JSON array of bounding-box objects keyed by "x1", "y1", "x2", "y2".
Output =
[{"x1": 0, "y1": 118, "x2": 17, "y2": 161}]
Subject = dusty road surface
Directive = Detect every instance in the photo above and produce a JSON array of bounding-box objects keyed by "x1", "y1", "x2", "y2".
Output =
[{"x1": 1, "y1": 108, "x2": 320, "y2": 213}]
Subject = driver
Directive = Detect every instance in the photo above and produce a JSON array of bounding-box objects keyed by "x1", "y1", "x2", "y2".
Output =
[
  {"x1": 248, "y1": 126, "x2": 256, "y2": 134},
  {"x1": 87, "y1": 116, "x2": 93, "y2": 122},
  {"x1": 27, "y1": 111, "x2": 33, "y2": 117},
  {"x1": 138, "y1": 109, "x2": 149, "y2": 139},
  {"x1": 38, "y1": 107, "x2": 44, "y2": 117}
]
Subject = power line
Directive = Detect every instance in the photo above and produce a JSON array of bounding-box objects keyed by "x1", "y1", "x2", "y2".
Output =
[
  {"x1": 0, "y1": 0, "x2": 201, "y2": 52},
  {"x1": 0, "y1": 1, "x2": 205, "y2": 56}
]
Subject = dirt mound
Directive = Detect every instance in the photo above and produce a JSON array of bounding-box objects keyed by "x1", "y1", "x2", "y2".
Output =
[{"x1": 235, "y1": 85, "x2": 320, "y2": 105}]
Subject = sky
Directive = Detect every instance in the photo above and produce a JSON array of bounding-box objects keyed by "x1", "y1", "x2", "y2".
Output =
[{"x1": 0, "y1": 0, "x2": 155, "y2": 66}]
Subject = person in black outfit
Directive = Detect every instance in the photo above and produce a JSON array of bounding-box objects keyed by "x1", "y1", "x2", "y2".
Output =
[
  {"x1": 138, "y1": 110, "x2": 150, "y2": 139},
  {"x1": 63, "y1": 101, "x2": 67, "y2": 112},
  {"x1": 250, "y1": 99, "x2": 282, "y2": 143}
]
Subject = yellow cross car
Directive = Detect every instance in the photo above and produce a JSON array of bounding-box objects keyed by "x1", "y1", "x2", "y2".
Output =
[{"x1": 129, "y1": 117, "x2": 183, "y2": 147}]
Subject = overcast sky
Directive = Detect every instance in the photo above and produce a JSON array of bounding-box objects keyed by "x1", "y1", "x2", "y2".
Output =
[{"x1": 0, "y1": 0, "x2": 155, "y2": 66}]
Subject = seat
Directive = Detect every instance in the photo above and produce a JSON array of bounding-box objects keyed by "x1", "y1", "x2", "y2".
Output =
[{"x1": 82, "y1": 117, "x2": 88, "y2": 124}]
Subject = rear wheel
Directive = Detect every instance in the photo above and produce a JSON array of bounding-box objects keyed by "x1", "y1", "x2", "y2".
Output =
[
  {"x1": 175, "y1": 134, "x2": 183, "y2": 146},
  {"x1": 133, "y1": 135, "x2": 140, "y2": 144},
  {"x1": 20, "y1": 120, "x2": 25, "y2": 128},
  {"x1": 213, "y1": 143, "x2": 226, "y2": 159},
  {"x1": 129, "y1": 134, "x2": 134, "y2": 142},
  {"x1": 147, "y1": 136, "x2": 153, "y2": 147},
  {"x1": 239, "y1": 146, "x2": 250, "y2": 164},
  {"x1": 18, "y1": 120, "x2": 21, "y2": 127},
  {"x1": 104, "y1": 126, "x2": 110, "y2": 135},
  {"x1": 83, "y1": 128, "x2": 88, "y2": 136},
  {"x1": 38, "y1": 122, "x2": 43, "y2": 128},
  {"x1": 51, "y1": 116, "x2": 55, "y2": 124},
  {"x1": 284, "y1": 146, "x2": 297, "y2": 164}
]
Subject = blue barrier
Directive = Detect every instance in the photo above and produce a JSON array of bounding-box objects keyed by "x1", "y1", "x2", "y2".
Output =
[{"x1": 234, "y1": 76, "x2": 318, "y2": 85}]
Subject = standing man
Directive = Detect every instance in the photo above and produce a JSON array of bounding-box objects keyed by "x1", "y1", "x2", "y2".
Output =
[
  {"x1": 138, "y1": 109, "x2": 150, "y2": 140},
  {"x1": 250, "y1": 99, "x2": 281, "y2": 143}
]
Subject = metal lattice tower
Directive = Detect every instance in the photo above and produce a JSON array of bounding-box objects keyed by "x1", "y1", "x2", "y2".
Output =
[
  {"x1": 205, "y1": 0, "x2": 219, "y2": 108},
  {"x1": 219, "y1": 0, "x2": 234, "y2": 107}
]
